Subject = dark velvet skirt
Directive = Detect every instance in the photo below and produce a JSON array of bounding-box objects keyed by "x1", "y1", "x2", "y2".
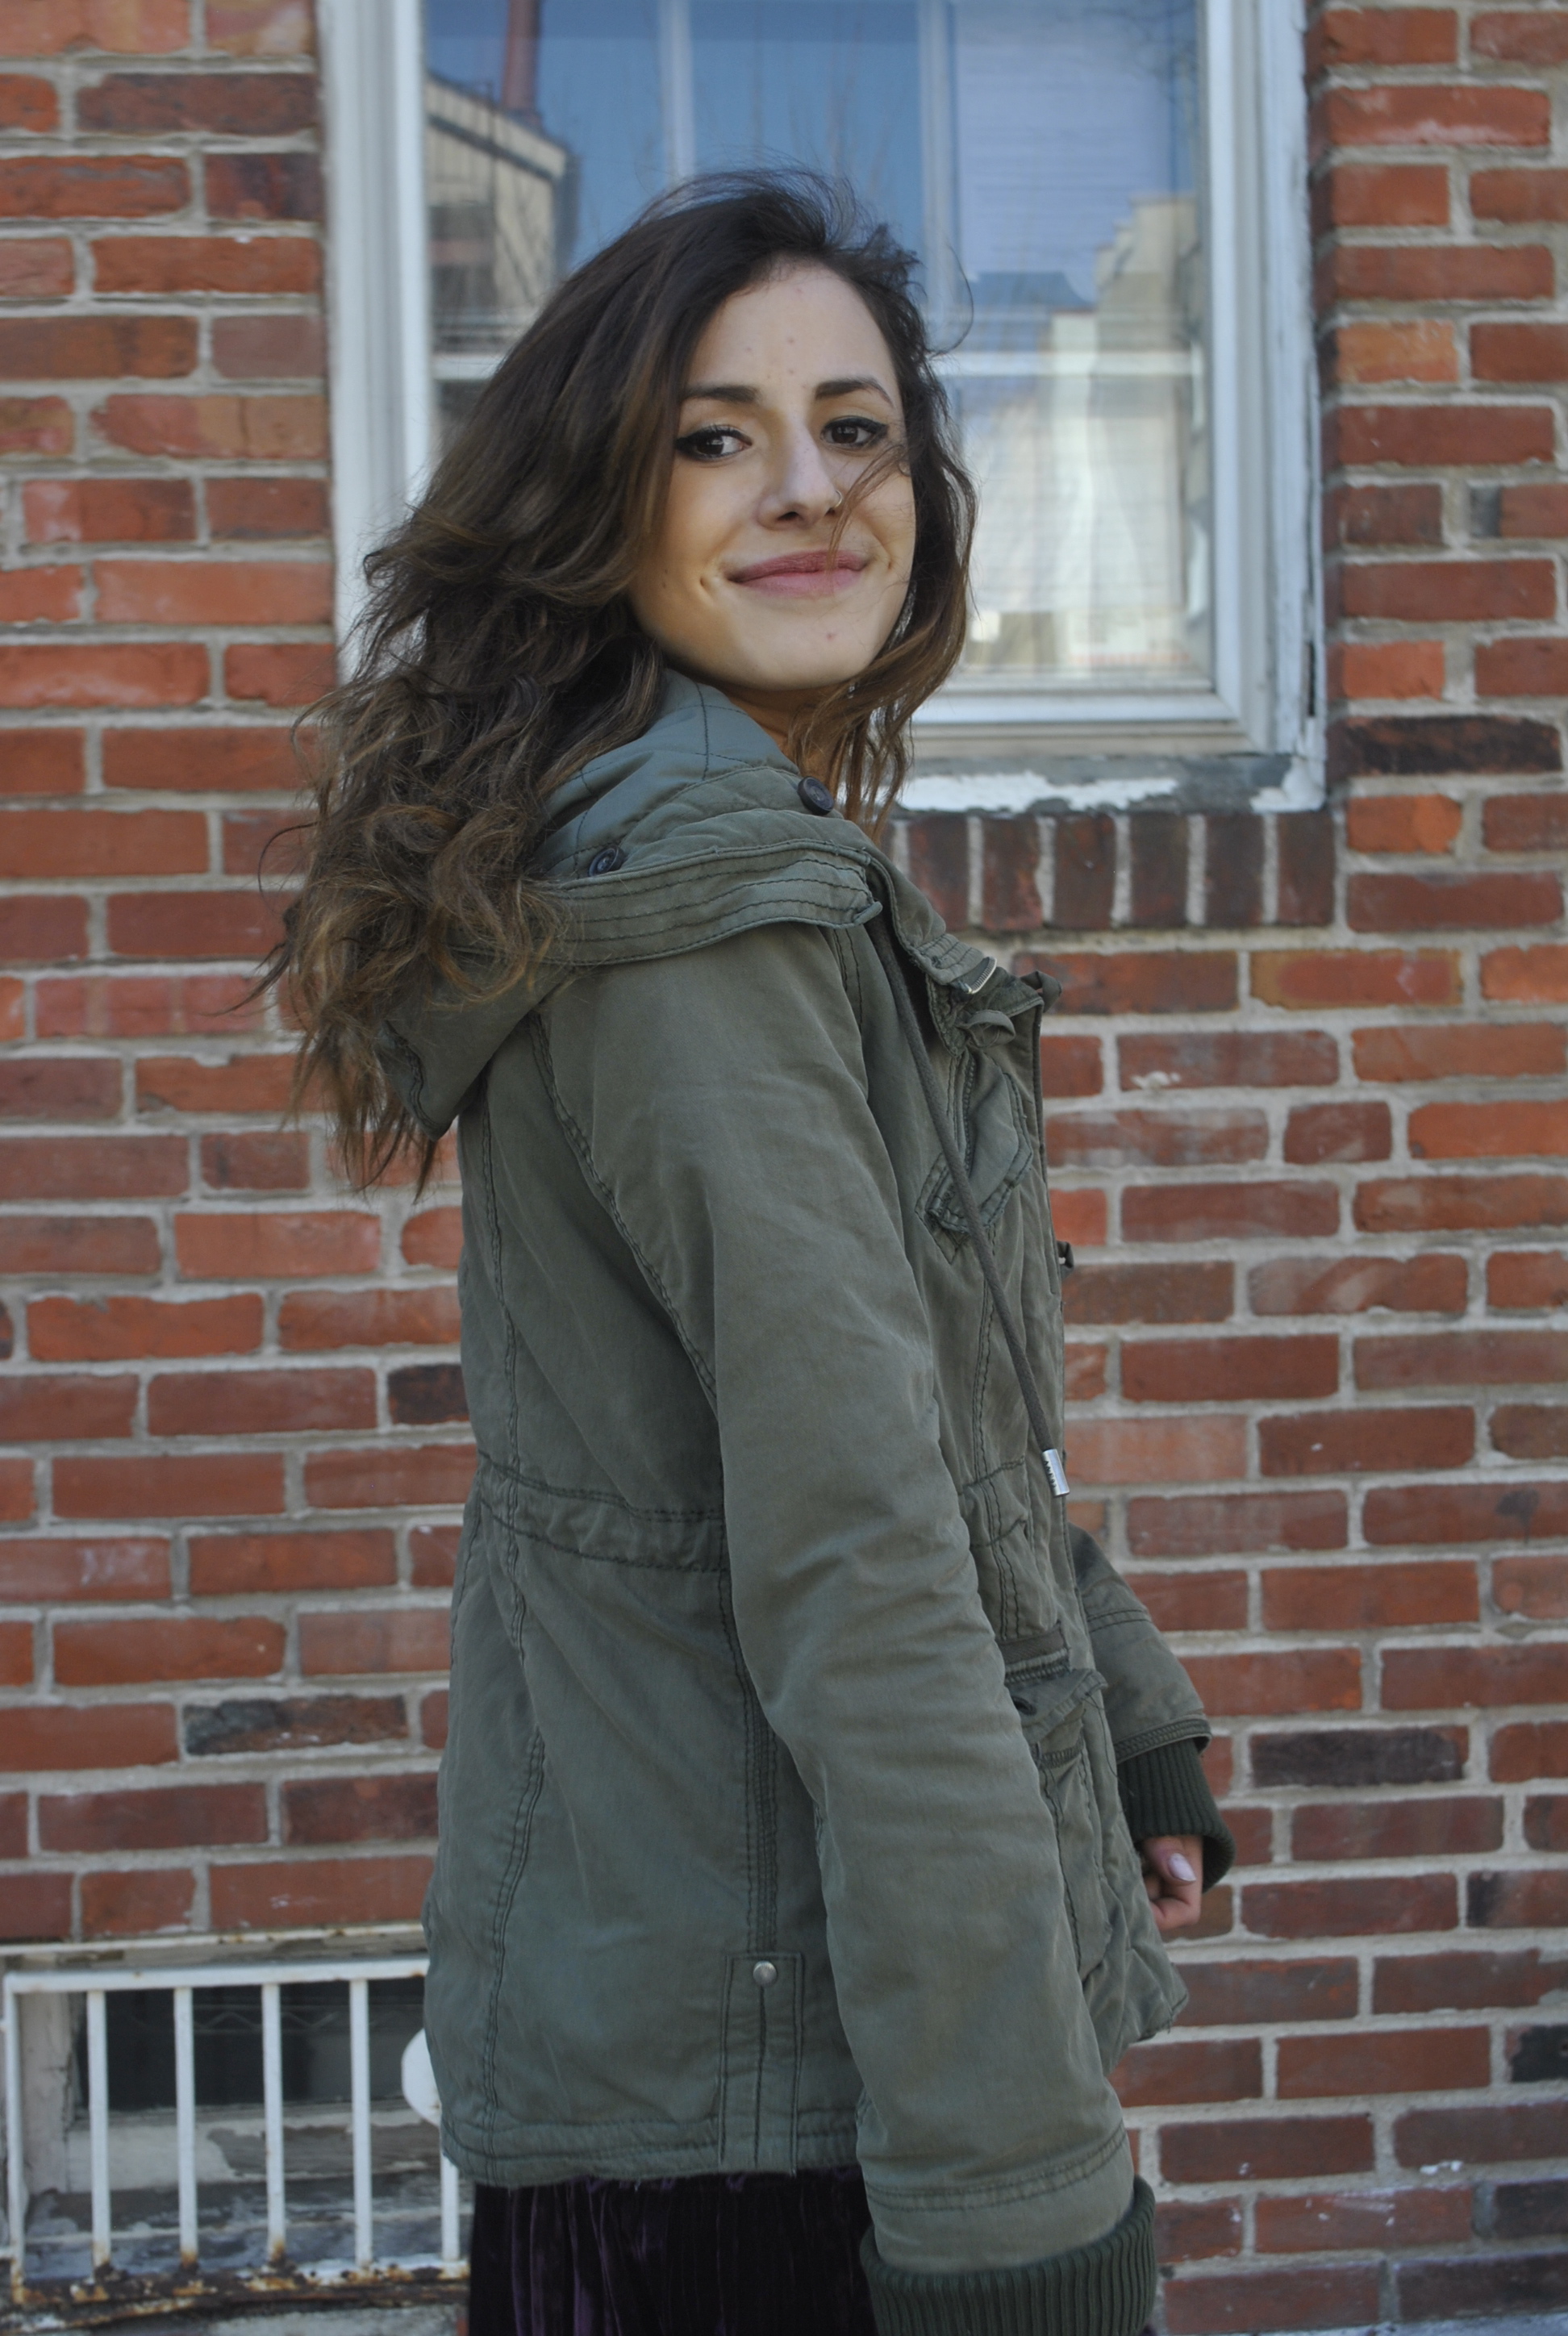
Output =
[{"x1": 466, "y1": 2168, "x2": 878, "y2": 2336}]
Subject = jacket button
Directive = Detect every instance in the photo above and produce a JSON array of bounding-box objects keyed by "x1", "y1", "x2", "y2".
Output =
[
  {"x1": 752, "y1": 1959, "x2": 778, "y2": 1988},
  {"x1": 796, "y1": 777, "x2": 834, "y2": 816},
  {"x1": 586, "y1": 846, "x2": 626, "y2": 875}
]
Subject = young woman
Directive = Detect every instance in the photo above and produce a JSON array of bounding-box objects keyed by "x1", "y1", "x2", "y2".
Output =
[{"x1": 281, "y1": 175, "x2": 1232, "y2": 2336}]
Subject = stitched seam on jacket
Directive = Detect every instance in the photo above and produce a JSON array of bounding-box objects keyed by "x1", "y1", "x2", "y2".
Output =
[
  {"x1": 473, "y1": 1450, "x2": 723, "y2": 1527},
  {"x1": 717, "y1": 1567, "x2": 773, "y2": 1954}
]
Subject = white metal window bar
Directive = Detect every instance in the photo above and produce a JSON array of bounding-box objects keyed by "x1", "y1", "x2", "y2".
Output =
[{"x1": 2, "y1": 1952, "x2": 461, "y2": 2308}]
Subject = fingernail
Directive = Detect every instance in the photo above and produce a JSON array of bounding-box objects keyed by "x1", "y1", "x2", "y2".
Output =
[{"x1": 1170, "y1": 1854, "x2": 1196, "y2": 1883}]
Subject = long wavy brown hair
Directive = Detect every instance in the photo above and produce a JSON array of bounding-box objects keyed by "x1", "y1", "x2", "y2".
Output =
[{"x1": 275, "y1": 171, "x2": 976, "y2": 1184}]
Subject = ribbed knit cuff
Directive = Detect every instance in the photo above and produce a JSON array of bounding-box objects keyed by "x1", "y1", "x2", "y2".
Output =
[
  {"x1": 861, "y1": 2178, "x2": 1155, "y2": 2336},
  {"x1": 1117, "y1": 1737, "x2": 1235, "y2": 1890}
]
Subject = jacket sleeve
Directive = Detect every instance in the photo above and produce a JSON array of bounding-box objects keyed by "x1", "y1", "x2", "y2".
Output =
[
  {"x1": 544, "y1": 923, "x2": 1142, "y2": 2296},
  {"x1": 1068, "y1": 1525, "x2": 1234, "y2": 1888}
]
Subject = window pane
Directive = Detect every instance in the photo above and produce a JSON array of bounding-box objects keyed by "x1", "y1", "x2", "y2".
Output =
[{"x1": 424, "y1": 0, "x2": 1209, "y2": 693}]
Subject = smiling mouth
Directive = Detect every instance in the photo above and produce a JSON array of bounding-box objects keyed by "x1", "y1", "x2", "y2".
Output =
[{"x1": 728, "y1": 549, "x2": 869, "y2": 599}]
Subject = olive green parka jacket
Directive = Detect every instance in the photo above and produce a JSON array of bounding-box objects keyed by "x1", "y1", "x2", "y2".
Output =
[{"x1": 383, "y1": 676, "x2": 1232, "y2": 2336}]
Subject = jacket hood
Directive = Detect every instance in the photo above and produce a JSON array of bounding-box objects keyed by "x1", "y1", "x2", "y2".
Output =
[{"x1": 380, "y1": 671, "x2": 1001, "y2": 1139}]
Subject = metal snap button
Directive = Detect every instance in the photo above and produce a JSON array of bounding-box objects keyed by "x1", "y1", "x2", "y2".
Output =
[
  {"x1": 586, "y1": 846, "x2": 626, "y2": 874},
  {"x1": 752, "y1": 1959, "x2": 778, "y2": 1988},
  {"x1": 796, "y1": 777, "x2": 834, "y2": 816}
]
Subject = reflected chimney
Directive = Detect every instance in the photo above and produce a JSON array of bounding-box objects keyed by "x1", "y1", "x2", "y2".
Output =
[{"x1": 502, "y1": 0, "x2": 542, "y2": 123}]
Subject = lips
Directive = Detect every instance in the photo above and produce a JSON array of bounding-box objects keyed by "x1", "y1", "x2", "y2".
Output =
[{"x1": 728, "y1": 548, "x2": 869, "y2": 599}]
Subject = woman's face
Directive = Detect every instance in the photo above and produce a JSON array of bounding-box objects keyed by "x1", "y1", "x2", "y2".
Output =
[{"x1": 629, "y1": 264, "x2": 916, "y2": 737}]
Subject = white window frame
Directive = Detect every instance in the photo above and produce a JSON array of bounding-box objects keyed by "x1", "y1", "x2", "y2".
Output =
[{"x1": 319, "y1": 0, "x2": 1319, "y2": 795}]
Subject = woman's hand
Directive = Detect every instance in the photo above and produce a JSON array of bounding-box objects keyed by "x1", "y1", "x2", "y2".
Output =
[{"x1": 1139, "y1": 1834, "x2": 1204, "y2": 1935}]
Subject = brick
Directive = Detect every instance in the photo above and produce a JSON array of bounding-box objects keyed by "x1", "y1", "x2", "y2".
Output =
[
  {"x1": 1488, "y1": 2180, "x2": 1568, "y2": 2241},
  {"x1": 1486, "y1": 792, "x2": 1568, "y2": 853},
  {"x1": 1122, "y1": 1571, "x2": 1248, "y2": 1634},
  {"x1": 0, "y1": 1797, "x2": 22, "y2": 1857},
  {"x1": 1357, "y1": 1329, "x2": 1568, "y2": 1391},
  {"x1": 1181, "y1": 1650, "x2": 1361, "y2": 1718},
  {"x1": 0, "y1": 1371, "x2": 135, "y2": 1440},
  {"x1": 1124, "y1": 1182, "x2": 1338, "y2": 1242},
  {"x1": 1345, "y1": 794, "x2": 1462, "y2": 855},
  {"x1": 81, "y1": 1867, "x2": 195, "y2": 1936},
  {"x1": 0, "y1": 727, "x2": 85, "y2": 794},
  {"x1": 0, "y1": 1133, "x2": 184, "y2": 1199},
  {"x1": 104, "y1": 725, "x2": 300, "y2": 791},
  {"x1": 206, "y1": 152, "x2": 323, "y2": 222},
  {"x1": 1314, "y1": 162, "x2": 1449, "y2": 229},
  {"x1": 1386, "y1": 1645, "x2": 1566, "y2": 1711},
  {"x1": 1489, "y1": 1250, "x2": 1568, "y2": 1310},
  {"x1": 0, "y1": 1621, "x2": 32, "y2": 1683},
  {"x1": 1366, "y1": 1479, "x2": 1568, "y2": 1543},
  {"x1": 1286, "y1": 1100, "x2": 1392, "y2": 1165},
  {"x1": 1523, "y1": 1796, "x2": 1568, "y2": 1850},
  {"x1": 1328, "y1": 482, "x2": 1444, "y2": 547},
  {"x1": 0, "y1": 1214, "x2": 160, "y2": 1274},
  {"x1": 1245, "y1": 1872, "x2": 1457, "y2": 1938},
  {"x1": 0, "y1": 313, "x2": 195, "y2": 382},
  {"x1": 402, "y1": 1208, "x2": 461, "y2": 1270},
  {"x1": 1357, "y1": 1173, "x2": 1568, "y2": 1233},
  {"x1": 80, "y1": 69, "x2": 315, "y2": 134},
  {"x1": 421, "y1": 1689, "x2": 447, "y2": 1749},
  {"x1": 1250, "y1": 1252, "x2": 1466, "y2": 1316},
  {"x1": 1050, "y1": 814, "x2": 1112, "y2": 930},
  {"x1": 1322, "y1": 242, "x2": 1553, "y2": 302},
  {"x1": 184, "y1": 1694, "x2": 407, "y2": 1758},
  {"x1": 1015, "y1": 950, "x2": 1236, "y2": 1016},
  {"x1": 95, "y1": 391, "x2": 327, "y2": 461},
  {"x1": 1497, "y1": 484, "x2": 1568, "y2": 537},
  {"x1": 1375, "y1": 1946, "x2": 1568, "y2": 2013},
  {"x1": 1293, "y1": 1796, "x2": 1501, "y2": 1863},
  {"x1": 135, "y1": 1054, "x2": 294, "y2": 1115},
  {"x1": 0, "y1": 1057, "x2": 121, "y2": 1118},
  {"x1": 1343, "y1": 716, "x2": 1563, "y2": 784},
  {"x1": 56, "y1": 1614, "x2": 284, "y2": 1686},
  {"x1": 0, "y1": 1, "x2": 190, "y2": 49},
  {"x1": 1257, "y1": 2188, "x2": 1470, "y2": 2255},
  {"x1": 1164, "y1": 2263, "x2": 1380, "y2": 2335},
  {"x1": 201, "y1": 1131, "x2": 310, "y2": 1191},
  {"x1": 1113, "y1": 2037, "x2": 1261, "y2": 2109},
  {"x1": 1154, "y1": 2199, "x2": 1242, "y2": 2265},
  {"x1": 211, "y1": 1852, "x2": 434, "y2": 1930},
  {"x1": 1034, "y1": 1035, "x2": 1101, "y2": 1099},
  {"x1": 1252, "y1": 949, "x2": 1457, "y2": 1008},
  {"x1": 1496, "y1": 1559, "x2": 1568, "y2": 1629},
  {"x1": 1128, "y1": 1489, "x2": 1349, "y2": 1560},
  {"x1": 1277, "y1": 816, "x2": 1337, "y2": 927},
  {"x1": 1412, "y1": 1099, "x2": 1568, "y2": 1162},
  {"x1": 410, "y1": 1524, "x2": 461, "y2": 1588},
  {"x1": 1327, "y1": 319, "x2": 1457, "y2": 386},
  {"x1": 0, "y1": 641, "x2": 207, "y2": 707},
  {"x1": 1332, "y1": 640, "x2": 1445, "y2": 701},
  {"x1": 1, "y1": 806, "x2": 206, "y2": 878},
  {"x1": 1124, "y1": 1337, "x2": 1338, "y2": 1405},
  {"x1": 37, "y1": 971, "x2": 255, "y2": 1036},
  {"x1": 1493, "y1": 1403, "x2": 1568, "y2": 1461},
  {"x1": 1063, "y1": 1264, "x2": 1232, "y2": 1328},
  {"x1": 148, "y1": 1366, "x2": 376, "y2": 1437},
  {"x1": 1483, "y1": 943, "x2": 1568, "y2": 1002},
  {"x1": 0, "y1": 235, "x2": 72, "y2": 295},
  {"x1": 40, "y1": 1782, "x2": 265, "y2": 1852},
  {"x1": 1321, "y1": 84, "x2": 1549, "y2": 148},
  {"x1": 190, "y1": 1528, "x2": 395, "y2": 1596},
  {"x1": 1119, "y1": 1032, "x2": 1337, "y2": 1090},
  {"x1": 1354, "y1": 1023, "x2": 1563, "y2": 1081},
  {"x1": 1161, "y1": 2116, "x2": 1373, "y2": 2186},
  {"x1": 283, "y1": 1772, "x2": 439, "y2": 1845},
  {"x1": 1199, "y1": 815, "x2": 1261, "y2": 928},
  {"x1": 1477, "y1": 634, "x2": 1568, "y2": 697},
  {"x1": 1058, "y1": 1416, "x2": 1246, "y2": 1488},
  {"x1": 91, "y1": 233, "x2": 320, "y2": 296},
  {"x1": 111, "y1": 890, "x2": 286, "y2": 961},
  {"x1": 225, "y1": 642, "x2": 335, "y2": 707},
  {"x1": 1352, "y1": 870, "x2": 1561, "y2": 932},
  {"x1": 175, "y1": 1209, "x2": 378, "y2": 1279},
  {"x1": 1341, "y1": 560, "x2": 1554, "y2": 626},
  {"x1": 1473, "y1": 166, "x2": 1568, "y2": 223},
  {"x1": 1177, "y1": 1958, "x2": 1357, "y2": 2028},
  {"x1": 277, "y1": 1287, "x2": 461, "y2": 1351},
  {"x1": 24, "y1": 476, "x2": 194, "y2": 544},
  {"x1": 0, "y1": 895, "x2": 88, "y2": 962},
  {"x1": 1474, "y1": 322, "x2": 1568, "y2": 386},
  {"x1": 0, "y1": 1702, "x2": 177, "y2": 1770},
  {"x1": 0, "y1": 393, "x2": 71, "y2": 453},
  {"x1": 1261, "y1": 1404, "x2": 1473, "y2": 1477},
  {"x1": 0, "y1": 1874, "x2": 71, "y2": 1942},
  {"x1": 0, "y1": 564, "x2": 82, "y2": 620},
  {"x1": 1127, "y1": 812, "x2": 1187, "y2": 928},
  {"x1": 55, "y1": 1450, "x2": 285, "y2": 1519},
  {"x1": 1266, "y1": 1560, "x2": 1477, "y2": 1631},
  {"x1": 1280, "y1": 2025, "x2": 1489, "y2": 2098},
  {"x1": 208, "y1": 2, "x2": 315, "y2": 55},
  {"x1": 97, "y1": 557, "x2": 332, "y2": 626},
  {"x1": 303, "y1": 1443, "x2": 475, "y2": 1511},
  {"x1": 1330, "y1": 405, "x2": 1555, "y2": 471},
  {"x1": 0, "y1": 155, "x2": 188, "y2": 220},
  {"x1": 0, "y1": 69, "x2": 55, "y2": 127},
  {"x1": 388, "y1": 1362, "x2": 467, "y2": 1425},
  {"x1": 222, "y1": 809, "x2": 311, "y2": 881},
  {"x1": 1400, "y1": 2254, "x2": 1568, "y2": 2321},
  {"x1": 1397, "y1": 2102, "x2": 1568, "y2": 2171},
  {"x1": 0, "y1": 1456, "x2": 38, "y2": 1519},
  {"x1": 1253, "y1": 1725, "x2": 1466, "y2": 1790},
  {"x1": 1474, "y1": 9, "x2": 1568, "y2": 60},
  {"x1": 1049, "y1": 1109, "x2": 1266, "y2": 1170},
  {"x1": 1310, "y1": 6, "x2": 1457, "y2": 67},
  {"x1": 0, "y1": 1536, "x2": 168, "y2": 1601},
  {"x1": 209, "y1": 472, "x2": 331, "y2": 538}
]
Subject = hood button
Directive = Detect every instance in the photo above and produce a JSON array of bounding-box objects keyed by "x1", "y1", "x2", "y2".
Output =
[
  {"x1": 586, "y1": 846, "x2": 626, "y2": 875},
  {"x1": 796, "y1": 777, "x2": 834, "y2": 816},
  {"x1": 752, "y1": 1959, "x2": 778, "y2": 1988}
]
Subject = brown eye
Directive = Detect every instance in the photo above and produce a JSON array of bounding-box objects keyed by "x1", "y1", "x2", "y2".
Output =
[
  {"x1": 675, "y1": 424, "x2": 747, "y2": 462},
  {"x1": 824, "y1": 416, "x2": 888, "y2": 449}
]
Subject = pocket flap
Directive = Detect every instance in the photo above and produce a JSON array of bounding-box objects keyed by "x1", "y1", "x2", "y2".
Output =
[{"x1": 1007, "y1": 1662, "x2": 1106, "y2": 1750}]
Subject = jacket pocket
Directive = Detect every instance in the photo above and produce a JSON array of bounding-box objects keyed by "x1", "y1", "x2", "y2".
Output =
[
  {"x1": 921, "y1": 1049, "x2": 1035, "y2": 1238},
  {"x1": 1007, "y1": 1662, "x2": 1111, "y2": 1981}
]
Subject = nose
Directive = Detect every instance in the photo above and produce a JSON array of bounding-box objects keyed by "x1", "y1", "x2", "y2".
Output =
[{"x1": 757, "y1": 421, "x2": 841, "y2": 526}]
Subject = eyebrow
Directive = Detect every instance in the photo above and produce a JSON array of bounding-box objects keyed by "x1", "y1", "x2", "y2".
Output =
[{"x1": 680, "y1": 374, "x2": 895, "y2": 405}]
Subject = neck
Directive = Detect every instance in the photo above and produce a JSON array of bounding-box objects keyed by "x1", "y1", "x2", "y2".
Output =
[{"x1": 715, "y1": 682, "x2": 823, "y2": 770}]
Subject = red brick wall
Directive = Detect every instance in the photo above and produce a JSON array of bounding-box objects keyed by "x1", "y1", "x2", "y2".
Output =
[{"x1": 2, "y1": 2, "x2": 1566, "y2": 2325}]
